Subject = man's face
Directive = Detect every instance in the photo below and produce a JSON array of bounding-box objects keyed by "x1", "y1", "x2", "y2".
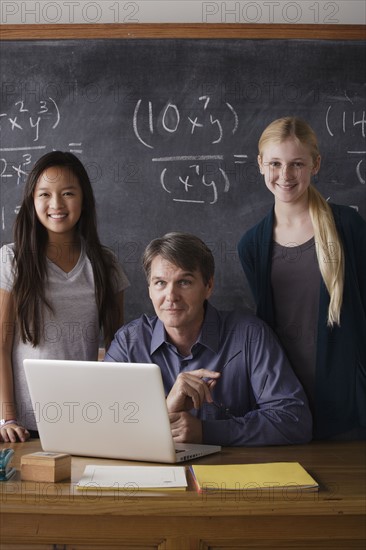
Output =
[{"x1": 148, "y1": 255, "x2": 213, "y2": 333}]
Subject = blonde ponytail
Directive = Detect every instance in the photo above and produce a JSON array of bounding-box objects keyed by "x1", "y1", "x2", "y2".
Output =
[{"x1": 308, "y1": 186, "x2": 344, "y2": 326}]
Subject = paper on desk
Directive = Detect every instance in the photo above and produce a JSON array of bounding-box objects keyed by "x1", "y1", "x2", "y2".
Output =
[{"x1": 77, "y1": 465, "x2": 187, "y2": 491}]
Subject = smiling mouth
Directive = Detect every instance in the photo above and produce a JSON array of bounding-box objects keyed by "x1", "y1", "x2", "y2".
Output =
[
  {"x1": 48, "y1": 214, "x2": 68, "y2": 219},
  {"x1": 276, "y1": 183, "x2": 297, "y2": 189}
]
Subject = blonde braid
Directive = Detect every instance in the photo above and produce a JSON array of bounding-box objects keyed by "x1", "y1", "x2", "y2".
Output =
[{"x1": 308, "y1": 186, "x2": 344, "y2": 326}]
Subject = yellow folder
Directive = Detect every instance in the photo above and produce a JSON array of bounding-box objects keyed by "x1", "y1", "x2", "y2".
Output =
[{"x1": 190, "y1": 462, "x2": 318, "y2": 492}]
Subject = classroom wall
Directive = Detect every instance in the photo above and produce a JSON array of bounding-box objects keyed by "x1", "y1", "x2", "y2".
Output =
[{"x1": 1, "y1": 1, "x2": 365, "y2": 25}]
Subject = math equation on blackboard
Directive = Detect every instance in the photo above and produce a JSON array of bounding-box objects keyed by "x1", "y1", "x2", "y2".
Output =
[{"x1": 133, "y1": 95, "x2": 244, "y2": 205}]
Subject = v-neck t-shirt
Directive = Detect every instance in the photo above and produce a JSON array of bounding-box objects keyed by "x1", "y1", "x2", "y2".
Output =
[{"x1": 0, "y1": 242, "x2": 129, "y2": 430}]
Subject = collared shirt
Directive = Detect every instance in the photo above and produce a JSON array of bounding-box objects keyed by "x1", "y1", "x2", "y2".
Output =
[{"x1": 105, "y1": 302, "x2": 312, "y2": 446}]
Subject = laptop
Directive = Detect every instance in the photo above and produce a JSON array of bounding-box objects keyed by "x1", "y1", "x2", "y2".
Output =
[{"x1": 23, "y1": 359, "x2": 221, "y2": 463}]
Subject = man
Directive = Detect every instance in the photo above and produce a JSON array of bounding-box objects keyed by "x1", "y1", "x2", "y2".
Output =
[{"x1": 105, "y1": 232, "x2": 312, "y2": 446}]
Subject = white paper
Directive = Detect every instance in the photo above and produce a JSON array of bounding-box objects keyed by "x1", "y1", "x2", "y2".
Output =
[{"x1": 77, "y1": 465, "x2": 187, "y2": 490}]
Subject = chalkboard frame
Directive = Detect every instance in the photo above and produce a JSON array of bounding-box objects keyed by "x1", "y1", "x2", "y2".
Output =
[{"x1": 1, "y1": 23, "x2": 365, "y2": 41}]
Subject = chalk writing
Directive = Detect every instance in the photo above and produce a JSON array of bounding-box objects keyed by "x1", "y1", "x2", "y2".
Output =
[
  {"x1": 0, "y1": 97, "x2": 60, "y2": 142},
  {"x1": 133, "y1": 96, "x2": 243, "y2": 204},
  {"x1": 325, "y1": 102, "x2": 366, "y2": 185},
  {"x1": 0, "y1": 96, "x2": 62, "y2": 186}
]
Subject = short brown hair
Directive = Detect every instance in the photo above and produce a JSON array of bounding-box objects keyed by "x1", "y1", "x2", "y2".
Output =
[{"x1": 142, "y1": 232, "x2": 215, "y2": 284}]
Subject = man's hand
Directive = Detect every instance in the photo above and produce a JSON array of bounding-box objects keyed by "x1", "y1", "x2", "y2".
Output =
[
  {"x1": 169, "y1": 411, "x2": 203, "y2": 443},
  {"x1": 166, "y1": 368, "x2": 220, "y2": 413}
]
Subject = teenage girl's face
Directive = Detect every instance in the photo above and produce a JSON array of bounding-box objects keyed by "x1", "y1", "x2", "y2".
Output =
[
  {"x1": 33, "y1": 165, "x2": 83, "y2": 240},
  {"x1": 258, "y1": 138, "x2": 320, "y2": 206}
]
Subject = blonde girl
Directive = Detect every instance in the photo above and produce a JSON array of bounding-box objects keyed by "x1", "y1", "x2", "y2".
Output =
[{"x1": 238, "y1": 117, "x2": 366, "y2": 439}]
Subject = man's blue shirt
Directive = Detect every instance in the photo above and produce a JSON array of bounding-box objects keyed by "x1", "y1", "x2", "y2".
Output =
[{"x1": 105, "y1": 302, "x2": 312, "y2": 446}]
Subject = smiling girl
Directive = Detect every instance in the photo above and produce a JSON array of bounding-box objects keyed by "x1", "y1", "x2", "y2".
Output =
[
  {"x1": 238, "y1": 117, "x2": 366, "y2": 440},
  {"x1": 0, "y1": 152, "x2": 129, "y2": 442}
]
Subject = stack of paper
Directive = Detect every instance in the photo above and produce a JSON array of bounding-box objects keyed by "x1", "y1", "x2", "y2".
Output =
[
  {"x1": 77, "y1": 465, "x2": 187, "y2": 491},
  {"x1": 190, "y1": 462, "x2": 318, "y2": 492}
]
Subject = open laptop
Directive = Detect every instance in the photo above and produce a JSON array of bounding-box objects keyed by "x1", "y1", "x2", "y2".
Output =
[{"x1": 23, "y1": 359, "x2": 221, "y2": 463}]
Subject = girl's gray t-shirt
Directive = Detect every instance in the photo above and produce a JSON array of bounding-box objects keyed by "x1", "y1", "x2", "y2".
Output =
[
  {"x1": 271, "y1": 237, "x2": 320, "y2": 412},
  {"x1": 0, "y1": 243, "x2": 129, "y2": 430}
]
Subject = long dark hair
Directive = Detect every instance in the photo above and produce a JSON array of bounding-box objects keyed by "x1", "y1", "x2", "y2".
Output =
[{"x1": 13, "y1": 151, "x2": 120, "y2": 347}]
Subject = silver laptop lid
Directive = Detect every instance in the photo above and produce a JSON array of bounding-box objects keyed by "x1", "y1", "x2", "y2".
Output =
[{"x1": 23, "y1": 360, "x2": 177, "y2": 463}]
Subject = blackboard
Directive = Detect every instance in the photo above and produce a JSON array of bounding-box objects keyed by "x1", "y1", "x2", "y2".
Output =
[{"x1": 1, "y1": 25, "x2": 365, "y2": 323}]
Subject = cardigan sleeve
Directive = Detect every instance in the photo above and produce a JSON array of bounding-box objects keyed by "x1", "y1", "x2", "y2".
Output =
[
  {"x1": 237, "y1": 229, "x2": 258, "y2": 302},
  {"x1": 332, "y1": 204, "x2": 366, "y2": 312},
  {"x1": 237, "y1": 209, "x2": 275, "y2": 326}
]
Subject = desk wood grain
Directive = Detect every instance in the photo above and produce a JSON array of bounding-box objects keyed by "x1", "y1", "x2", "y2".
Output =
[{"x1": 0, "y1": 440, "x2": 365, "y2": 549}]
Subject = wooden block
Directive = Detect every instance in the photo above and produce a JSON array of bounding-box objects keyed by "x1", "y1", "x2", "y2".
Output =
[{"x1": 21, "y1": 451, "x2": 71, "y2": 482}]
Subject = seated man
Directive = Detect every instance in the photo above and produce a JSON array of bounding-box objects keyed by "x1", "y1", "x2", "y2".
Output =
[{"x1": 105, "y1": 232, "x2": 312, "y2": 446}]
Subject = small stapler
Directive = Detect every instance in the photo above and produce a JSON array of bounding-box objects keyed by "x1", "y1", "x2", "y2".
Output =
[{"x1": 0, "y1": 448, "x2": 16, "y2": 481}]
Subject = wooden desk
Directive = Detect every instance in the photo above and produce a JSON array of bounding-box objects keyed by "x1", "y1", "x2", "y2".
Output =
[{"x1": 0, "y1": 439, "x2": 365, "y2": 549}]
